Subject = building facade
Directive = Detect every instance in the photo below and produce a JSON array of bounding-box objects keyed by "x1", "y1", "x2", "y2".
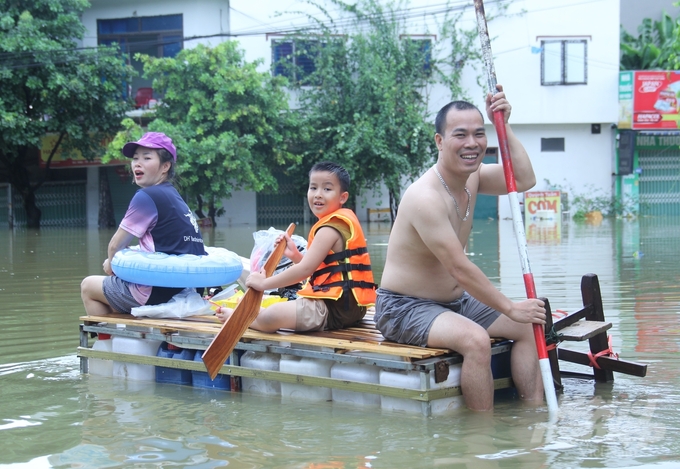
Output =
[{"x1": 9, "y1": 0, "x2": 674, "y2": 227}]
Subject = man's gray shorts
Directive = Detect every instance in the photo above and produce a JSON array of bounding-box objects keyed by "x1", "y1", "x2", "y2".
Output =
[
  {"x1": 374, "y1": 288, "x2": 501, "y2": 347},
  {"x1": 102, "y1": 275, "x2": 141, "y2": 314}
]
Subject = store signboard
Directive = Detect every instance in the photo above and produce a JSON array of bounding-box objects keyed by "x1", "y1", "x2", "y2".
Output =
[
  {"x1": 619, "y1": 70, "x2": 680, "y2": 130},
  {"x1": 40, "y1": 133, "x2": 124, "y2": 168},
  {"x1": 524, "y1": 191, "x2": 561, "y2": 244}
]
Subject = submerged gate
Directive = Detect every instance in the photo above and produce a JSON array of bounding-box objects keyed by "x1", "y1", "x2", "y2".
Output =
[
  {"x1": 636, "y1": 134, "x2": 680, "y2": 217},
  {"x1": 256, "y1": 170, "x2": 305, "y2": 227},
  {"x1": 1, "y1": 182, "x2": 86, "y2": 227}
]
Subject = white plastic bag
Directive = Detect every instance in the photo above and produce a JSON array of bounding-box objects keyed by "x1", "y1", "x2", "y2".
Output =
[
  {"x1": 250, "y1": 227, "x2": 280, "y2": 272},
  {"x1": 131, "y1": 288, "x2": 211, "y2": 319},
  {"x1": 249, "y1": 227, "x2": 307, "y2": 273}
]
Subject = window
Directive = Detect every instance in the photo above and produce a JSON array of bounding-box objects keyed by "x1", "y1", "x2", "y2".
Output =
[
  {"x1": 98, "y1": 14, "x2": 183, "y2": 58},
  {"x1": 541, "y1": 138, "x2": 565, "y2": 152},
  {"x1": 98, "y1": 15, "x2": 183, "y2": 100},
  {"x1": 402, "y1": 37, "x2": 433, "y2": 74},
  {"x1": 541, "y1": 39, "x2": 587, "y2": 85},
  {"x1": 272, "y1": 39, "x2": 319, "y2": 84}
]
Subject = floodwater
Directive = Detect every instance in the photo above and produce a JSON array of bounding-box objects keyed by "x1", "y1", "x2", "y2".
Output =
[{"x1": 1, "y1": 217, "x2": 679, "y2": 468}]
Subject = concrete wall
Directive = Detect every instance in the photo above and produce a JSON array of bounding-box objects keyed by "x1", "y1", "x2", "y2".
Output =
[
  {"x1": 458, "y1": 0, "x2": 619, "y2": 125},
  {"x1": 214, "y1": 190, "x2": 257, "y2": 227}
]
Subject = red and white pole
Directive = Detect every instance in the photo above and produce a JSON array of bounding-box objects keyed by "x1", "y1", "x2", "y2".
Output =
[{"x1": 473, "y1": 0, "x2": 558, "y2": 413}]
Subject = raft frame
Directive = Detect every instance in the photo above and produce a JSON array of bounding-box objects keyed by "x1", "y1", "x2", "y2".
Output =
[{"x1": 77, "y1": 274, "x2": 647, "y2": 416}]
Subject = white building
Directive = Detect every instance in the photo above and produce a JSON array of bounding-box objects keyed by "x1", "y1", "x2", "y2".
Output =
[
  {"x1": 79, "y1": 0, "x2": 668, "y2": 226},
  {"x1": 226, "y1": 0, "x2": 621, "y2": 221}
]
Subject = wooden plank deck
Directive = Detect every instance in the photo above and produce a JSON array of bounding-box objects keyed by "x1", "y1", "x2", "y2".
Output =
[{"x1": 79, "y1": 310, "x2": 463, "y2": 361}]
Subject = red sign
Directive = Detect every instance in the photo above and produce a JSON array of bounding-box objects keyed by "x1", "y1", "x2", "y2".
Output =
[
  {"x1": 525, "y1": 191, "x2": 561, "y2": 218},
  {"x1": 524, "y1": 191, "x2": 561, "y2": 244},
  {"x1": 39, "y1": 133, "x2": 125, "y2": 168},
  {"x1": 629, "y1": 71, "x2": 680, "y2": 130}
]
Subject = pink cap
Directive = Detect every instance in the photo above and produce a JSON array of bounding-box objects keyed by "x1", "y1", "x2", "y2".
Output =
[{"x1": 122, "y1": 132, "x2": 177, "y2": 161}]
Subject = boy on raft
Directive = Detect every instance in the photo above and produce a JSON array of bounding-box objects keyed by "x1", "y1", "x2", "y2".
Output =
[
  {"x1": 216, "y1": 161, "x2": 376, "y2": 332},
  {"x1": 81, "y1": 132, "x2": 206, "y2": 316}
]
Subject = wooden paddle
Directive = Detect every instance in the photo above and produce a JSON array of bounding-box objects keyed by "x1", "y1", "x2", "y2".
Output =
[
  {"x1": 473, "y1": 0, "x2": 558, "y2": 413},
  {"x1": 202, "y1": 223, "x2": 296, "y2": 380}
]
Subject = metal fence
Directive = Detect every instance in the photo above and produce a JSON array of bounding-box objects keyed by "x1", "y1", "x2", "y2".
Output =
[
  {"x1": 256, "y1": 172, "x2": 306, "y2": 227},
  {"x1": 2, "y1": 181, "x2": 87, "y2": 227},
  {"x1": 638, "y1": 150, "x2": 680, "y2": 216}
]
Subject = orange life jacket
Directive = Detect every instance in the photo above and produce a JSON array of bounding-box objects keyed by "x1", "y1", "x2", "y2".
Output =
[{"x1": 297, "y1": 208, "x2": 376, "y2": 306}]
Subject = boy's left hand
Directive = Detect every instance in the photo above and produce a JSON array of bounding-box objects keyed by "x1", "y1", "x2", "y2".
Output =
[{"x1": 245, "y1": 270, "x2": 267, "y2": 291}]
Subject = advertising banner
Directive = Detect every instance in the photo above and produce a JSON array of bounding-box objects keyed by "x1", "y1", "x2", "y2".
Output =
[
  {"x1": 40, "y1": 134, "x2": 124, "y2": 168},
  {"x1": 619, "y1": 70, "x2": 680, "y2": 130},
  {"x1": 524, "y1": 191, "x2": 561, "y2": 244}
]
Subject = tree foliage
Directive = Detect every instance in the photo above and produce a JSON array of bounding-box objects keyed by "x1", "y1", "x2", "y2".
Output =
[
  {"x1": 0, "y1": 0, "x2": 134, "y2": 227},
  {"x1": 283, "y1": 0, "x2": 500, "y2": 219},
  {"x1": 106, "y1": 41, "x2": 304, "y2": 224},
  {"x1": 620, "y1": 12, "x2": 679, "y2": 70}
]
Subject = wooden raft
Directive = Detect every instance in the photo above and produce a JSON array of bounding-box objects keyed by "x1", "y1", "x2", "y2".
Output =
[
  {"x1": 77, "y1": 273, "x2": 647, "y2": 413},
  {"x1": 78, "y1": 307, "x2": 514, "y2": 416}
]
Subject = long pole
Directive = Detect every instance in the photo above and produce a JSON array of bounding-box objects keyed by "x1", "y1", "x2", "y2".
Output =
[{"x1": 473, "y1": 0, "x2": 558, "y2": 413}]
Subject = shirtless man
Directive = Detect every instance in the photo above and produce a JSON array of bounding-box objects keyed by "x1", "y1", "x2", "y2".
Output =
[{"x1": 375, "y1": 85, "x2": 546, "y2": 411}]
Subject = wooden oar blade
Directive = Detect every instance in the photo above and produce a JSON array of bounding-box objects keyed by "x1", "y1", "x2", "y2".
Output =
[
  {"x1": 202, "y1": 289, "x2": 264, "y2": 379},
  {"x1": 202, "y1": 223, "x2": 296, "y2": 380}
]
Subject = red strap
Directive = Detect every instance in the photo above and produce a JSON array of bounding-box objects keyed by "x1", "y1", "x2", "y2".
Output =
[
  {"x1": 587, "y1": 335, "x2": 619, "y2": 369},
  {"x1": 552, "y1": 309, "x2": 568, "y2": 319}
]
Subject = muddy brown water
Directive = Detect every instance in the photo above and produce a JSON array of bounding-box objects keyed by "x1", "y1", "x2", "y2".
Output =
[{"x1": 0, "y1": 218, "x2": 678, "y2": 468}]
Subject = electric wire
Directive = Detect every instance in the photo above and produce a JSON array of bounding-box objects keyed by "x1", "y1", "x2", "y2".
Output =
[{"x1": 1, "y1": 0, "x2": 622, "y2": 72}]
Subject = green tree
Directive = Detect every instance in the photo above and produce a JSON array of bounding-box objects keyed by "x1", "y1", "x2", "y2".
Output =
[
  {"x1": 107, "y1": 41, "x2": 304, "y2": 225},
  {"x1": 0, "y1": 0, "x2": 134, "y2": 228},
  {"x1": 283, "y1": 0, "x2": 500, "y2": 219},
  {"x1": 620, "y1": 12, "x2": 678, "y2": 70}
]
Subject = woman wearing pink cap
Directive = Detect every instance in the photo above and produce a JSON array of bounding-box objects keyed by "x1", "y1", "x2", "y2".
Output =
[{"x1": 80, "y1": 132, "x2": 206, "y2": 315}]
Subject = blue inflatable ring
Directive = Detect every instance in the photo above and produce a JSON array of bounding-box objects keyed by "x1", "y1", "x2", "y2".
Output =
[{"x1": 111, "y1": 246, "x2": 243, "y2": 288}]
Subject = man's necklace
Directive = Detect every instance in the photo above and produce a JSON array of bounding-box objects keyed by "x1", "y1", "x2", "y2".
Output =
[{"x1": 433, "y1": 165, "x2": 471, "y2": 221}]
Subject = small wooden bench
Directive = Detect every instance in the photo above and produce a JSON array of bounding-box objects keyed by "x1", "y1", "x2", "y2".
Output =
[{"x1": 543, "y1": 274, "x2": 647, "y2": 390}]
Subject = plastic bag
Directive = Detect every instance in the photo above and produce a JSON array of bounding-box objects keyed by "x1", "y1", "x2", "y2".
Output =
[
  {"x1": 131, "y1": 288, "x2": 211, "y2": 319},
  {"x1": 249, "y1": 227, "x2": 308, "y2": 297},
  {"x1": 249, "y1": 227, "x2": 307, "y2": 273}
]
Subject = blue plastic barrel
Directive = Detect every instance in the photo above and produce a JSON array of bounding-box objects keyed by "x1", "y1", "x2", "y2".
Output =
[
  {"x1": 491, "y1": 341, "x2": 516, "y2": 399},
  {"x1": 156, "y1": 342, "x2": 194, "y2": 385},
  {"x1": 490, "y1": 341, "x2": 512, "y2": 379},
  {"x1": 192, "y1": 350, "x2": 231, "y2": 390}
]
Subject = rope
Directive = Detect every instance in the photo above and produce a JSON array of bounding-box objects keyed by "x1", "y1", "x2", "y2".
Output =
[
  {"x1": 552, "y1": 309, "x2": 568, "y2": 319},
  {"x1": 587, "y1": 335, "x2": 619, "y2": 369},
  {"x1": 545, "y1": 326, "x2": 564, "y2": 348}
]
